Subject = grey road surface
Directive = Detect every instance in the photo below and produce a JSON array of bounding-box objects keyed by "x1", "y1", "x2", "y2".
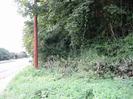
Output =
[{"x1": 0, "y1": 58, "x2": 30, "y2": 94}]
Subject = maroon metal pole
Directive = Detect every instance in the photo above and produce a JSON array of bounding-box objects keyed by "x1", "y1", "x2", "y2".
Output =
[{"x1": 34, "y1": 0, "x2": 39, "y2": 69}]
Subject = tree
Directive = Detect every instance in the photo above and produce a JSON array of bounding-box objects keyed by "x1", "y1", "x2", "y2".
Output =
[{"x1": 16, "y1": 0, "x2": 133, "y2": 63}]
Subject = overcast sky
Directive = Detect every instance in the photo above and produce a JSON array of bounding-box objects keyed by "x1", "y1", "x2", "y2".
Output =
[{"x1": 0, "y1": 0, "x2": 25, "y2": 52}]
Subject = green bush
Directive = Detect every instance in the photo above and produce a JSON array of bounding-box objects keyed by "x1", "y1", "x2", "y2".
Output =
[
  {"x1": 92, "y1": 33, "x2": 133, "y2": 57},
  {"x1": 41, "y1": 33, "x2": 133, "y2": 79},
  {"x1": 17, "y1": 0, "x2": 133, "y2": 62}
]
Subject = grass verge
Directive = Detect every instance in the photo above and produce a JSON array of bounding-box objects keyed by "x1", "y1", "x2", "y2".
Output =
[{"x1": 0, "y1": 66, "x2": 133, "y2": 99}]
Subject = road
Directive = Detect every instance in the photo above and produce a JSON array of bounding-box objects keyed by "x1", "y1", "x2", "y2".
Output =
[{"x1": 0, "y1": 58, "x2": 30, "y2": 94}]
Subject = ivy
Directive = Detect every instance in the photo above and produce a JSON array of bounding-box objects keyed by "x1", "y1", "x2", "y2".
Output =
[{"x1": 16, "y1": 0, "x2": 133, "y2": 62}]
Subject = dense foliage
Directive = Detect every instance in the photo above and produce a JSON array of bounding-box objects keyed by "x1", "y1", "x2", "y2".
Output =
[
  {"x1": 1, "y1": 1, "x2": 133, "y2": 98},
  {"x1": 16, "y1": 0, "x2": 133, "y2": 62}
]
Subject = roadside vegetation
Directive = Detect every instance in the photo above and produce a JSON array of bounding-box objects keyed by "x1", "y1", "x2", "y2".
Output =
[
  {"x1": 15, "y1": 0, "x2": 133, "y2": 78},
  {"x1": 1, "y1": 66, "x2": 133, "y2": 99},
  {"x1": 1, "y1": 0, "x2": 133, "y2": 98},
  {"x1": 0, "y1": 48, "x2": 27, "y2": 61}
]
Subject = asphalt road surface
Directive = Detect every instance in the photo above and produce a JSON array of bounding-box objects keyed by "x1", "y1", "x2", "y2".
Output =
[{"x1": 0, "y1": 58, "x2": 30, "y2": 94}]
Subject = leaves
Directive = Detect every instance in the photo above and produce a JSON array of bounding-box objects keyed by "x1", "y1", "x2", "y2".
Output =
[{"x1": 16, "y1": 0, "x2": 133, "y2": 62}]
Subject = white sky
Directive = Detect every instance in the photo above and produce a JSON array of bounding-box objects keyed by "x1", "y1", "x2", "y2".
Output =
[{"x1": 0, "y1": 0, "x2": 25, "y2": 53}]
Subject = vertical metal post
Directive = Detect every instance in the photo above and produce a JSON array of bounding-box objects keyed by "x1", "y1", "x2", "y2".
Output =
[{"x1": 34, "y1": 0, "x2": 39, "y2": 69}]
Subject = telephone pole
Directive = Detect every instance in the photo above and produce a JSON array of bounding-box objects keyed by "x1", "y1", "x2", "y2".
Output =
[{"x1": 34, "y1": 0, "x2": 39, "y2": 69}]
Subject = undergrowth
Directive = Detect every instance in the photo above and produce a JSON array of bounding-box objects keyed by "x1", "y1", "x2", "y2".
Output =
[
  {"x1": 1, "y1": 67, "x2": 133, "y2": 99},
  {"x1": 1, "y1": 34, "x2": 133, "y2": 99}
]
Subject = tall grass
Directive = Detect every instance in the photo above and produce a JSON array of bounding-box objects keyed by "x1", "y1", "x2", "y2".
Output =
[{"x1": 1, "y1": 66, "x2": 133, "y2": 99}]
